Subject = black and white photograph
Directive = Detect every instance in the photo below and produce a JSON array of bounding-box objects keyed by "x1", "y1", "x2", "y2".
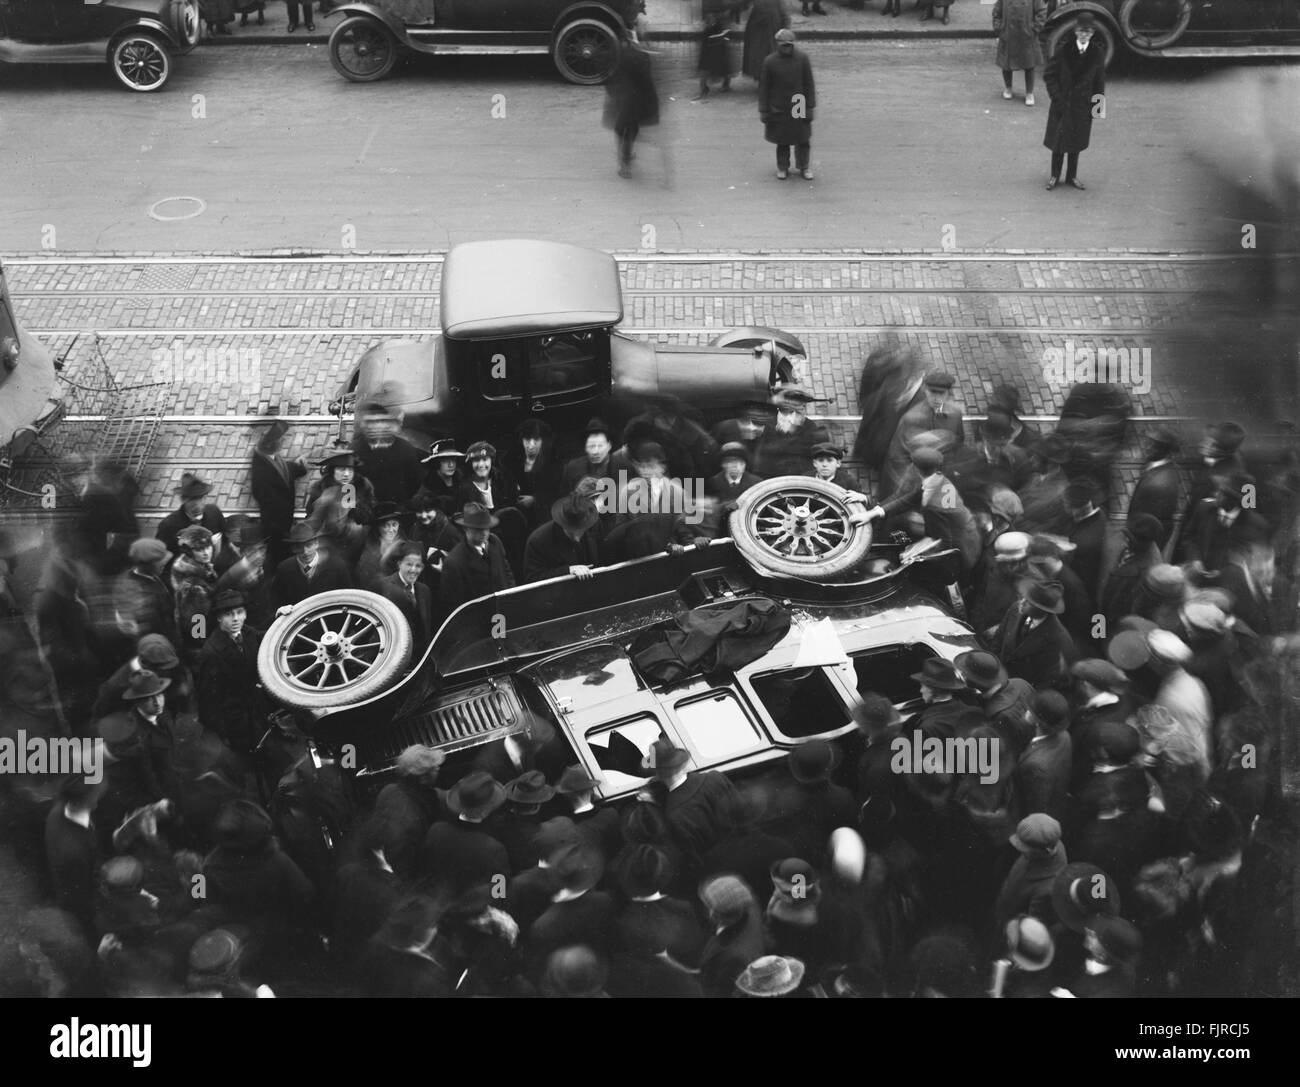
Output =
[{"x1": 0, "y1": 0, "x2": 1297, "y2": 1053}]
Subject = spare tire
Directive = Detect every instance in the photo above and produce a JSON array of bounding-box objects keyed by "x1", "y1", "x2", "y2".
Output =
[
  {"x1": 258, "y1": 589, "x2": 412, "y2": 711},
  {"x1": 730, "y1": 476, "x2": 874, "y2": 581},
  {"x1": 1118, "y1": 0, "x2": 1192, "y2": 49}
]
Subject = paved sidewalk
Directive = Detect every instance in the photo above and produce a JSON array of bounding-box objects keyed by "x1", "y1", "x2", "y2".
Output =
[{"x1": 205, "y1": 0, "x2": 996, "y2": 46}]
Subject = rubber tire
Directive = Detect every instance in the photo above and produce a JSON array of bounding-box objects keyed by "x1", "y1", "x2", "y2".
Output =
[
  {"x1": 1117, "y1": 0, "x2": 1191, "y2": 50},
  {"x1": 708, "y1": 327, "x2": 808, "y2": 387},
  {"x1": 553, "y1": 18, "x2": 621, "y2": 85},
  {"x1": 1045, "y1": 14, "x2": 1117, "y2": 69},
  {"x1": 110, "y1": 34, "x2": 172, "y2": 92},
  {"x1": 329, "y1": 16, "x2": 398, "y2": 83},
  {"x1": 729, "y1": 475, "x2": 875, "y2": 581},
  {"x1": 258, "y1": 589, "x2": 412, "y2": 711}
]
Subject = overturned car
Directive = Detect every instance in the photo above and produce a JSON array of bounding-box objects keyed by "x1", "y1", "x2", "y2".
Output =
[{"x1": 257, "y1": 479, "x2": 979, "y2": 801}]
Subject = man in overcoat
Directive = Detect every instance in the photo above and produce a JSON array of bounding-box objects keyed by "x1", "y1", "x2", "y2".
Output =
[
  {"x1": 1042, "y1": 11, "x2": 1106, "y2": 190},
  {"x1": 759, "y1": 29, "x2": 816, "y2": 180},
  {"x1": 249, "y1": 420, "x2": 306, "y2": 569},
  {"x1": 993, "y1": 0, "x2": 1046, "y2": 104},
  {"x1": 196, "y1": 590, "x2": 269, "y2": 758}
]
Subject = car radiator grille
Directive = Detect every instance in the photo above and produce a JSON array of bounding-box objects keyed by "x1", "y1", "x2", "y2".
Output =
[{"x1": 370, "y1": 681, "x2": 527, "y2": 766}]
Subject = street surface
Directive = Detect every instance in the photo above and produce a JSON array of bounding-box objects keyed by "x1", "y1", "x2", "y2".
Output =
[{"x1": 0, "y1": 41, "x2": 1252, "y2": 253}]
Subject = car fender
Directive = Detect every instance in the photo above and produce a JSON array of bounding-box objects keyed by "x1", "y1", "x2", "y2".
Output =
[
  {"x1": 327, "y1": 3, "x2": 412, "y2": 45},
  {"x1": 551, "y1": 2, "x2": 630, "y2": 37},
  {"x1": 107, "y1": 18, "x2": 180, "y2": 53}
]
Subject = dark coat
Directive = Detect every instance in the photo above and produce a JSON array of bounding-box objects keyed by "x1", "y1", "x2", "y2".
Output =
[
  {"x1": 350, "y1": 436, "x2": 426, "y2": 508},
  {"x1": 270, "y1": 553, "x2": 353, "y2": 608},
  {"x1": 604, "y1": 42, "x2": 660, "y2": 134},
  {"x1": 755, "y1": 418, "x2": 830, "y2": 478},
  {"x1": 607, "y1": 950, "x2": 705, "y2": 997},
  {"x1": 421, "y1": 819, "x2": 510, "y2": 895},
  {"x1": 612, "y1": 896, "x2": 708, "y2": 966},
  {"x1": 437, "y1": 536, "x2": 515, "y2": 613},
  {"x1": 993, "y1": 847, "x2": 1067, "y2": 930},
  {"x1": 110, "y1": 567, "x2": 177, "y2": 647},
  {"x1": 1177, "y1": 501, "x2": 1271, "y2": 574},
  {"x1": 472, "y1": 733, "x2": 569, "y2": 786},
  {"x1": 994, "y1": 0, "x2": 1046, "y2": 71},
  {"x1": 354, "y1": 939, "x2": 453, "y2": 998},
  {"x1": 505, "y1": 865, "x2": 563, "y2": 932},
  {"x1": 457, "y1": 471, "x2": 522, "y2": 517},
  {"x1": 700, "y1": 910, "x2": 767, "y2": 996},
  {"x1": 249, "y1": 448, "x2": 306, "y2": 558},
  {"x1": 329, "y1": 857, "x2": 403, "y2": 969},
  {"x1": 1014, "y1": 732, "x2": 1073, "y2": 822},
  {"x1": 1098, "y1": 539, "x2": 1163, "y2": 627},
  {"x1": 377, "y1": 572, "x2": 435, "y2": 645},
  {"x1": 1127, "y1": 461, "x2": 1181, "y2": 550},
  {"x1": 156, "y1": 504, "x2": 225, "y2": 557},
  {"x1": 696, "y1": 828, "x2": 796, "y2": 905},
  {"x1": 559, "y1": 452, "x2": 635, "y2": 496},
  {"x1": 196, "y1": 626, "x2": 268, "y2": 754},
  {"x1": 759, "y1": 48, "x2": 816, "y2": 146},
  {"x1": 503, "y1": 448, "x2": 562, "y2": 529},
  {"x1": 523, "y1": 521, "x2": 601, "y2": 583},
  {"x1": 45, "y1": 803, "x2": 102, "y2": 929},
  {"x1": 662, "y1": 771, "x2": 740, "y2": 863},
  {"x1": 372, "y1": 780, "x2": 444, "y2": 880},
  {"x1": 742, "y1": 0, "x2": 789, "y2": 80},
  {"x1": 763, "y1": 778, "x2": 857, "y2": 867},
  {"x1": 1067, "y1": 509, "x2": 1108, "y2": 604},
  {"x1": 990, "y1": 605, "x2": 1076, "y2": 689},
  {"x1": 1043, "y1": 35, "x2": 1106, "y2": 154},
  {"x1": 202, "y1": 840, "x2": 315, "y2": 933},
  {"x1": 705, "y1": 469, "x2": 763, "y2": 509},
  {"x1": 527, "y1": 891, "x2": 617, "y2": 965}
]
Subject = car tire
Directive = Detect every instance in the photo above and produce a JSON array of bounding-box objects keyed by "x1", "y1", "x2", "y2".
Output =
[
  {"x1": 708, "y1": 327, "x2": 808, "y2": 387},
  {"x1": 553, "y1": 18, "x2": 621, "y2": 85},
  {"x1": 258, "y1": 589, "x2": 413, "y2": 711},
  {"x1": 1117, "y1": 0, "x2": 1192, "y2": 49},
  {"x1": 110, "y1": 34, "x2": 172, "y2": 92},
  {"x1": 329, "y1": 16, "x2": 398, "y2": 83},
  {"x1": 729, "y1": 475, "x2": 875, "y2": 581},
  {"x1": 1044, "y1": 14, "x2": 1117, "y2": 69}
]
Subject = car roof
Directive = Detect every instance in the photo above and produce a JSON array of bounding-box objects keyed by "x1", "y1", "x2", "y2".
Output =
[{"x1": 440, "y1": 240, "x2": 624, "y2": 341}]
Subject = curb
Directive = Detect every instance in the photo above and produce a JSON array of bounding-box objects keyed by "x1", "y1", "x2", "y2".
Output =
[{"x1": 196, "y1": 29, "x2": 994, "y2": 47}]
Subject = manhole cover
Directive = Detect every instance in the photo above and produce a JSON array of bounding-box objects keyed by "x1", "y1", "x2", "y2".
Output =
[{"x1": 148, "y1": 196, "x2": 207, "y2": 222}]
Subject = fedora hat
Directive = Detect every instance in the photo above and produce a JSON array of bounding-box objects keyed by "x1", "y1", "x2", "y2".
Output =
[
  {"x1": 719, "y1": 441, "x2": 751, "y2": 466},
  {"x1": 1005, "y1": 916, "x2": 1055, "y2": 972},
  {"x1": 534, "y1": 816, "x2": 581, "y2": 859},
  {"x1": 504, "y1": 770, "x2": 556, "y2": 807},
  {"x1": 421, "y1": 439, "x2": 464, "y2": 464},
  {"x1": 551, "y1": 493, "x2": 600, "y2": 532},
  {"x1": 1017, "y1": 578, "x2": 1065, "y2": 614},
  {"x1": 1053, "y1": 863, "x2": 1122, "y2": 933},
  {"x1": 446, "y1": 771, "x2": 507, "y2": 820},
  {"x1": 175, "y1": 472, "x2": 212, "y2": 500},
  {"x1": 616, "y1": 844, "x2": 676, "y2": 900},
  {"x1": 1125, "y1": 512, "x2": 1165, "y2": 545},
  {"x1": 556, "y1": 765, "x2": 601, "y2": 794},
  {"x1": 736, "y1": 955, "x2": 806, "y2": 997},
  {"x1": 954, "y1": 650, "x2": 1008, "y2": 692},
  {"x1": 788, "y1": 739, "x2": 842, "y2": 784},
  {"x1": 123, "y1": 669, "x2": 171, "y2": 701},
  {"x1": 852, "y1": 693, "x2": 903, "y2": 734},
  {"x1": 1074, "y1": 10, "x2": 1098, "y2": 27},
  {"x1": 214, "y1": 799, "x2": 274, "y2": 851},
  {"x1": 286, "y1": 522, "x2": 322, "y2": 546},
  {"x1": 552, "y1": 842, "x2": 605, "y2": 894},
  {"x1": 454, "y1": 502, "x2": 499, "y2": 530},
  {"x1": 910, "y1": 658, "x2": 966, "y2": 691},
  {"x1": 643, "y1": 738, "x2": 691, "y2": 775},
  {"x1": 211, "y1": 590, "x2": 245, "y2": 616}
]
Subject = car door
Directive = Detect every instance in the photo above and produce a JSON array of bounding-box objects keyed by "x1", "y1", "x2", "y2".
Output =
[
  {"x1": 2, "y1": 0, "x2": 73, "y2": 40},
  {"x1": 523, "y1": 330, "x2": 608, "y2": 433}
]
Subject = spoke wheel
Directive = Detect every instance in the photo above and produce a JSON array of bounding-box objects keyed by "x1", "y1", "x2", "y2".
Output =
[
  {"x1": 553, "y1": 18, "x2": 620, "y2": 85},
  {"x1": 258, "y1": 589, "x2": 412, "y2": 710},
  {"x1": 330, "y1": 16, "x2": 398, "y2": 83},
  {"x1": 730, "y1": 476, "x2": 874, "y2": 581},
  {"x1": 111, "y1": 35, "x2": 172, "y2": 92}
]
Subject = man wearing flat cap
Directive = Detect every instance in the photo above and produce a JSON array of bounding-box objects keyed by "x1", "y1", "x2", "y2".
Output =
[
  {"x1": 995, "y1": 814, "x2": 1068, "y2": 932},
  {"x1": 754, "y1": 385, "x2": 830, "y2": 478},
  {"x1": 92, "y1": 633, "x2": 192, "y2": 720},
  {"x1": 196, "y1": 590, "x2": 270, "y2": 758},
  {"x1": 759, "y1": 29, "x2": 816, "y2": 181},
  {"x1": 156, "y1": 472, "x2": 227, "y2": 558},
  {"x1": 110, "y1": 542, "x2": 179, "y2": 658},
  {"x1": 250, "y1": 420, "x2": 308, "y2": 569},
  {"x1": 706, "y1": 441, "x2": 764, "y2": 510},
  {"x1": 524, "y1": 494, "x2": 604, "y2": 586},
  {"x1": 808, "y1": 442, "x2": 855, "y2": 490},
  {"x1": 882, "y1": 371, "x2": 965, "y2": 494}
]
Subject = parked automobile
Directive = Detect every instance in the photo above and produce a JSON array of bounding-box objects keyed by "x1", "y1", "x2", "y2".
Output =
[
  {"x1": 0, "y1": 0, "x2": 201, "y2": 91},
  {"x1": 327, "y1": 239, "x2": 808, "y2": 450},
  {"x1": 1043, "y1": 0, "x2": 1300, "y2": 67},
  {"x1": 324, "y1": 0, "x2": 638, "y2": 85},
  {"x1": 0, "y1": 259, "x2": 62, "y2": 473},
  {"x1": 257, "y1": 480, "x2": 978, "y2": 799}
]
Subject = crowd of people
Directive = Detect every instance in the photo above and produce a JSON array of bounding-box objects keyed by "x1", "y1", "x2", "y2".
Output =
[{"x1": 1, "y1": 336, "x2": 1297, "y2": 999}]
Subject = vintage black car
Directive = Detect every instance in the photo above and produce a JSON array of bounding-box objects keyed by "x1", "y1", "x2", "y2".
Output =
[
  {"x1": 325, "y1": 0, "x2": 636, "y2": 84},
  {"x1": 0, "y1": 0, "x2": 201, "y2": 90},
  {"x1": 0, "y1": 259, "x2": 61, "y2": 474},
  {"x1": 328, "y1": 239, "x2": 808, "y2": 450},
  {"x1": 1044, "y1": 0, "x2": 1300, "y2": 66},
  {"x1": 257, "y1": 479, "x2": 978, "y2": 800}
]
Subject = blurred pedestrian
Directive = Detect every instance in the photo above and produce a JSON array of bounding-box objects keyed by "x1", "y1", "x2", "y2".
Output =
[
  {"x1": 201, "y1": 0, "x2": 236, "y2": 35},
  {"x1": 759, "y1": 29, "x2": 816, "y2": 180},
  {"x1": 993, "y1": 0, "x2": 1045, "y2": 104},
  {"x1": 237, "y1": 2, "x2": 265, "y2": 27},
  {"x1": 249, "y1": 420, "x2": 306, "y2": 569},
  {"x1": 284, "y1": 0, "x2": 315, "y2": 32},
  {"x1": 1043, "y1": 11, "x2": 1106, "y2": 190},
  {"x1": 697, "y1": 8, "x2": 733, "y2": 98},
  {"x1": 742, "y1": 0, "x2": 788, "y2": 80},
  {"x1": 604, "y1": 32, "x2": 660, "y2": 179}
]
